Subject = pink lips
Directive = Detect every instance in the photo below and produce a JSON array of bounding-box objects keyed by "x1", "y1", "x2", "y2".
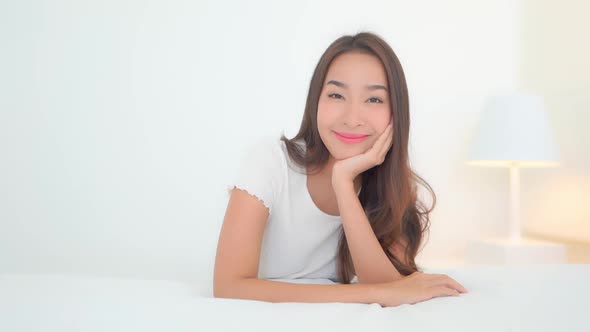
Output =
[{"x1": 333, "y1": 131, "x2": 369, "y2": 144}]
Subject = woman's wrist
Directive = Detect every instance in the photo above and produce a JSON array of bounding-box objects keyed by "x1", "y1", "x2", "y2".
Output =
[
  {"x1": 366, "y1": 280, "x2": 403, "y2": 307},
  {"x1": 331, "y1": 177, "x2": 355, "y2": 197},
  {"x1": 365, "y1": 282, "x2": 386, "y2": 305}
]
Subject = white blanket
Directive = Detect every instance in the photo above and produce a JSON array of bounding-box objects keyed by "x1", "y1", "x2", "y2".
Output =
[{"x1": 1, "y1": 264, "x2": 588, "y2": 332}]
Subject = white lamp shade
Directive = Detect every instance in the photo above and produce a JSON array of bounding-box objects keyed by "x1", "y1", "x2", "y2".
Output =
[{"x1": 468, "y1": 93, "x2": 560, "y2": 168}]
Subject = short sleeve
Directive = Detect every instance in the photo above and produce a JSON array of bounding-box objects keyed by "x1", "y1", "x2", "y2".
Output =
[{"x1": 226, "y1": 136, "x2": 285, "y2": 216}]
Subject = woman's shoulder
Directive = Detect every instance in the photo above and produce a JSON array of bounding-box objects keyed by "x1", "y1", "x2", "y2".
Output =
[
  {"x1": 270, "y1": 134, "x2": 308, "y2": 174},
  {"x1": 246, "y1": 134, "x2": 285, "y2": 160},
  {"x1": 238, "y1": 134, "x2": 288, "y2": 173},
  {"x1": 235, "y1": 134, "x2": 309, "y2": 183}
]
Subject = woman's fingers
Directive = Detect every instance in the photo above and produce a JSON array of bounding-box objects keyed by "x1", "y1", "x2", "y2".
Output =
[
  {"x1": 379, "y1": 124, "x2": 393, "y2": 155},
  {"x1": 433, "y1": 286, "x2": 459, "y2": 297},
  {"x1": 374, "y1": 124, "x2": 390, "y2": 150},
  {"x1": 444, "y1": 277, "x2": 468, "y2": 293},
  {"x1": 415, "y1": 286, "x2": 459, "y2": 305},
  {"x1": 429, "y1": 274, "x2": 469, "y2": 293},
  {"x1": 375, "y1": 124, "x2": 393, "y2": 161}
]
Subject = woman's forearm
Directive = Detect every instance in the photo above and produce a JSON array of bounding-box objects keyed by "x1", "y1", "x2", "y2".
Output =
[
  {"x1": 214, "y1": 278, "x2": 382, "y2": 305},
  {"x1": 334, "y1": 181, "x2": 402, "y2": 284}
]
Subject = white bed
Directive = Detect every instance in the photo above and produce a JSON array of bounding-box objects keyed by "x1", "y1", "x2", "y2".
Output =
[{"x1": 1, "y1": 264, "x2": 588, "y2": 332}]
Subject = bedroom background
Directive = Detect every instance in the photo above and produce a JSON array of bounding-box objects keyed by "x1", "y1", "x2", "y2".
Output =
[{"x1": 1, "y1": 0, "x2": 588, "y2": 284}]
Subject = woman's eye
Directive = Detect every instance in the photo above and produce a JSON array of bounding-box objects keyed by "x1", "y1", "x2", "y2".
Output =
[
  {"x1": 327, "y1": 94, "x2": 382, "y2": 103},
  {"x1": 328, "y1": 93, "x2": 343, "y2": 100}
]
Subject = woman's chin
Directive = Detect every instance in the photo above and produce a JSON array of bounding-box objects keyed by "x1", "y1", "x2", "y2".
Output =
[{"x1": 329, "y1": 148, "x2": 365, "y2": 160}]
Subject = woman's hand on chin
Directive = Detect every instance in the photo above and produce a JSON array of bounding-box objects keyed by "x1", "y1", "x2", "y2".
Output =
[{"x1": 331, "y1": 121, "x2": 393, "y2": 189}]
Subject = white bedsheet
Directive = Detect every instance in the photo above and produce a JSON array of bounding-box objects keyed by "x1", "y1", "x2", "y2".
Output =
[{"x1": 1, "y1": 264, "x2": 588, "y2": 332}]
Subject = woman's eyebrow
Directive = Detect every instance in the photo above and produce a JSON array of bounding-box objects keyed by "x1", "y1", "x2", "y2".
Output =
[{"x1": 326, "y1": 80, "x2": 388, "y2": 92}]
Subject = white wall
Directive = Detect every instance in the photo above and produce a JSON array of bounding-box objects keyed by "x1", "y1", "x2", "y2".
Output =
[
  {"x1": 1, "y1": 0, "x2": 524, "y2": 282},
  {"x1": 519, "y1": 0, "x2": 590, "y2": 243}
]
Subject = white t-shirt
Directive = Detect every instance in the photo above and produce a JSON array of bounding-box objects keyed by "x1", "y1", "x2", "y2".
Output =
[{"x1": 226, "y1": 135, "x2": 361, "y2": 284}]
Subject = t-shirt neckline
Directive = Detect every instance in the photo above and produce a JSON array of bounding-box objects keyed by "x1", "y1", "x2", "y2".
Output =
[
  {"x1": 286, "y1": 138, "x2": 362, "y2": 220},
  {"x1": 303, "y1": 169, "x2": 362, "y2": 220}
]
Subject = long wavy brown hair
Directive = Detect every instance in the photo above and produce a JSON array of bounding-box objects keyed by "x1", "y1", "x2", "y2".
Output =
[{"x1": 279, "y1": 31, "x2": 436, "y2": 283}]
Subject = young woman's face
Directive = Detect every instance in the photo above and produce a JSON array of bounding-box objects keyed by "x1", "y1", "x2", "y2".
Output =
[{"x1": 317, "y1": 51, "x2": 392, "y2": 161}]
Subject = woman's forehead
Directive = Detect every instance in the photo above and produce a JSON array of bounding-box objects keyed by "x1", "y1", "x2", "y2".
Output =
[{"x1": 325, "y1": 53, "x2": 387, "y2": 88}]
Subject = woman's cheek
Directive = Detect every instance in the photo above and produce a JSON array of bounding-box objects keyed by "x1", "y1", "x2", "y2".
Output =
[
  {"x1": 318, "y1": 103, "x2": 340, "y2": 124},
  {"x1": 371, "y1": 107, "x2": 391, "y2": 131}
]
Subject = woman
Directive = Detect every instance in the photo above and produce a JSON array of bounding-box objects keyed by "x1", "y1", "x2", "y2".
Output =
[{"x1": 214, "y1": 31, "x2": 468, "y2": 307}]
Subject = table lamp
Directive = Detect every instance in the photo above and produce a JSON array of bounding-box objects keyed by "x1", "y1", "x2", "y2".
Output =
[{"x1": 465, "y1": 92, "x2": 567, "y2": 265}]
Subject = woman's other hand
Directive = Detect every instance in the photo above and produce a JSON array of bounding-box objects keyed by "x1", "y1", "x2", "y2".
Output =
[{"x1": 371, "y1": 271, "x2": 469, "y2": 307}]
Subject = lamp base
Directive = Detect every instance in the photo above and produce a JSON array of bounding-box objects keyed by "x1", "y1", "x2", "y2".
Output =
[{"x1": 466, "y1": 236, "x2": 568, "y2": 265}]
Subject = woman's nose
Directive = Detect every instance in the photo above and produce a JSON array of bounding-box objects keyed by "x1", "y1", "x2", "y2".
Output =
[{"x1": 342, "y1": 105, "x2": 365, "y2": 127}]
